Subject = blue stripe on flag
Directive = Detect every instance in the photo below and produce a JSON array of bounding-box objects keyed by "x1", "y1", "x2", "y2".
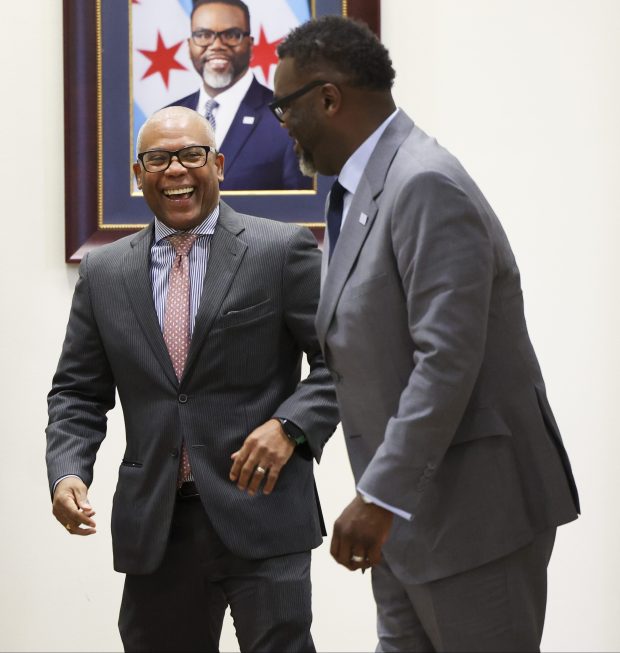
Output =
[
  {"x1": 134, "y1": 103, "x2": 148, "y2": 154},
  {"x1": 177, "y1": 0, "x2": 192, "y2": 17},
  {"x1": 287, "y1": 0, "x2": 311, "y2": 22}
]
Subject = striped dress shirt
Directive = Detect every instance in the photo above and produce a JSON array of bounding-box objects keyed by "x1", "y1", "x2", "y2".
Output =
[{"x1": 150, "y1": 206, "x2": 220, "y2": 335}]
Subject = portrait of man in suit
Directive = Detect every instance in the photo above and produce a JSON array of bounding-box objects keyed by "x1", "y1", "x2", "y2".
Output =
[
  {"x1": 169, "y1": 0, "x2": 313, "y2": 192},
  {"x1": 274, "y1": 16, "x2": 580, "y2": 652},
  {"x1": 46, "y1": 106, "x2": 338, "y2": 651}
]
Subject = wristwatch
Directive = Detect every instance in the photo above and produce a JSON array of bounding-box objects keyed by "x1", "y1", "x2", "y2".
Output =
[{"x1": 276, "y1": 418, "x2": 307, "y2": 446}]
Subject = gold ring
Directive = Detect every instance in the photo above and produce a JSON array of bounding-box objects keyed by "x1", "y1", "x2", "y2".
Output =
[
  {"x1": 350, "y1": 554, "x2": 365, "y2": 563},
  {"x1": 65, "y1": 523, "x2": 71, "y2": 531},
  {"x1": 255, "y1": 466, "x2": 267, "y2": 475}
]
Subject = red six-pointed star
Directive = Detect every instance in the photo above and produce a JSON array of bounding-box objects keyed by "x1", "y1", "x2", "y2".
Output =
[
  {"x1": 250, "y1": 25, "x2": 283, "y2": 82},
  {"x1": 138, "y1": 31, "x2": 187, "y2": 88}
]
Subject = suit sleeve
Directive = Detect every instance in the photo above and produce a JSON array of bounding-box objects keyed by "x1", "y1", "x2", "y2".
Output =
[
  {"x1": 357, "y1": 171, "x2": 494, "y2": 515},
  {"x1": 45, "y1": 254, "x2": 116, "y2": 495},
  {"x1": 273, "y1": 227, "x2": 340, "y2": 461}
]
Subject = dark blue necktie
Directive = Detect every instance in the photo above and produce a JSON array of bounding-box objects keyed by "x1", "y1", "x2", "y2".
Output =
[{"x1": 326, "y1": 180, "x2": 346, "y2": 262}]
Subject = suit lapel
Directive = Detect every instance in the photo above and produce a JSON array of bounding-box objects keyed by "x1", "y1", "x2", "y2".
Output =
[
  {"x1": 122, "y1": 225, "x2": 179, "y2": 387},
  {"x1": 316, "y1": 111, "x2": 415, "y2": 345},
  {"x1": 316, "y1": 184, "x2": 378, "y2": 344},
  {"x1": 184, "y1": 203, "x2": 247, "y2": 378},
  {"x1": 219, "y1": 79, "x2": 266, "y2": 174}
]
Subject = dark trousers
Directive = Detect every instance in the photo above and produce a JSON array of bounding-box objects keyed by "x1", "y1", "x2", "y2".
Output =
[
  {"x1": 119, "y1": 497, "x2": 315, "y2": 652},
  {"x1": 372, "y1": 528, "x2": 557, "y2": 652}
]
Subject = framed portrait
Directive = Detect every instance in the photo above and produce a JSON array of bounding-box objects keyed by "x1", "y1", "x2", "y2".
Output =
[{"x1": 63, "y1": 0, "x2": 381, "y2": 262}]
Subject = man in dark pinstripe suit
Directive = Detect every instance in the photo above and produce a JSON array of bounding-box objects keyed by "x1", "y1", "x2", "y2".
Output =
[{"x1": 46, "y1": 106, "x2": 339, "y2": 652}]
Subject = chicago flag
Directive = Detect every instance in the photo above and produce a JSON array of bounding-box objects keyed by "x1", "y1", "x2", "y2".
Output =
[{"x1": 131, "y1": 0, "x2": 311, "y2": 150}]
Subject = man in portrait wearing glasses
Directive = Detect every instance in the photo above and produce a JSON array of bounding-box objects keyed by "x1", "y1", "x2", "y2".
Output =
[
  {"x1": 272, "y1": 16, "x2": 580, "y2": 652},
  {"x1": 46, "y1": 106, "x2": 338, "y2": 651},
  {"x1": 170, "y1": 0, "x2": 311, "y2": 191}
]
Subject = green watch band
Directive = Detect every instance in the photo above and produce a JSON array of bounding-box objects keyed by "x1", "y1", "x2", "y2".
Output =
[{"x1": 277, "y1": 418, "x2": 307, "y2": 446}]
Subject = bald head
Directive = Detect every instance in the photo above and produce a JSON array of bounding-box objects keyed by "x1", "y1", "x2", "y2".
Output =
[
  {"x1": 133, "y1": 105, "x2": 225, "y2": 232},
  {"x1": 136, "y1": 106, "x2": 215, "y2": 154}
]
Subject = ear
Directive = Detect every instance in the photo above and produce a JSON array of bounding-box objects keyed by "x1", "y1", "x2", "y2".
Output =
[
  {"x1": 321, "y1": 83, "x2": 342, "y2": 117},
  {"x1": 133, "y1": 162, "x2": 143, "y2": 190},
  {"x1": 214, "y1": 152, "x2": 225, "y2": 182}
]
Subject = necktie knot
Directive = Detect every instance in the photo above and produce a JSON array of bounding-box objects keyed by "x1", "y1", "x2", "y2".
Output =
[{"x1": 167, "y1": 233, "x2": 198, "y2": 258}]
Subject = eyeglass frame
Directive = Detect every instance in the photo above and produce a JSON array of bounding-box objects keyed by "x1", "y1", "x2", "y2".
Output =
[
  {"x1": 269, "y1": 79, "x2": 331, "y2": 123},
  {"x1": 190, "y1": 28, "x2": 251, "y2": 48},
  {"x1": 137, "y1": 145, "x2": 218, "y2": 173}
]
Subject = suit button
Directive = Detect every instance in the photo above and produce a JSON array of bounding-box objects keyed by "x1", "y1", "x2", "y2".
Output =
[
  {"x1": 331, "y1": 370, "x2": 342, "y2": 383},
  {"x1": 178, "y1": 394, "x2": 188, "y2": 403},
  {"x1": 171, "y1": 448, "x2": 179, "y2": 458}
]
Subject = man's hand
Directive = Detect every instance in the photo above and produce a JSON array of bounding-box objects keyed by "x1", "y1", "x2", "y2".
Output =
[
  {"x1": 229, "y1": 419, "x2": 295, "y2": 496},
  {"x1": 330, "y1": 495, "x2": 394, "y2": 571},
  {"x1": 52, "y1": 477, "x2": 97, "y2": 536}
]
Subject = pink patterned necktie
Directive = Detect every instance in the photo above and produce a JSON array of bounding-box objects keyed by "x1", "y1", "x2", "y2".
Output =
[{"x1": 163, "y1": 233, "x2": 198, "y2": 486}]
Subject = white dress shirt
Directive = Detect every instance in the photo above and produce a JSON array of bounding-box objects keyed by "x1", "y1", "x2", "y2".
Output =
[{"x1": 196, "y1": 69, "x2": 254, "y2": 148}]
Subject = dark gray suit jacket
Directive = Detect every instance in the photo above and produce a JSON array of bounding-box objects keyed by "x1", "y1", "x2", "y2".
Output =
[
  {"x1": 317, "y1": 111, "x2": 579, "y2": 584},
  {"x1": 47, "y1": 203, "x2": 339, "y2": 574}
]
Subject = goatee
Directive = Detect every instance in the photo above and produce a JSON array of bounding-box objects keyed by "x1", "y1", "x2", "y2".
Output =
[{"x1": 202, "y1": 68, "x2": 233, "y2": 89}]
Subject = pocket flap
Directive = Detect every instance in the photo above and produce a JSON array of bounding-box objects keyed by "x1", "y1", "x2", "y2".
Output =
[{"x1": 451, "y1": 406, "x2": 512, "y2": 445}]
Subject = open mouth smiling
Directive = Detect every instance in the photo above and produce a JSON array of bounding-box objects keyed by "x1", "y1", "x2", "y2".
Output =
[
  {"x1": 163, "y1": 186, "x2": 195, "y2": 200},
  {"x1": 206, "y1": 56, "x2": 230, "y2": 69}
]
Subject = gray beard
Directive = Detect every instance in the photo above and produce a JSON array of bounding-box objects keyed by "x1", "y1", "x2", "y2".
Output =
[
  {"x1": 299, "y1": 150, "x2": 317, "y2": 177},
  {"x1": 202, "y1": 68, "x2": 233, "y2": 89}
]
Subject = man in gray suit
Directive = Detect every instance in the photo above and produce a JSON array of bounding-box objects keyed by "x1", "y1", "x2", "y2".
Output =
[
  {"x1": 46, "y1": 106, "x2": 338, "y2": 652},
  {"x1": 273, "y1": 16, "x2": 580, "y2": 652}
]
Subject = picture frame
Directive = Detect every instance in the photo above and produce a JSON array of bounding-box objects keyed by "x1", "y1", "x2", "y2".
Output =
[{"x1": 63, "y1": 0, "x2": 381, "y2": 262}]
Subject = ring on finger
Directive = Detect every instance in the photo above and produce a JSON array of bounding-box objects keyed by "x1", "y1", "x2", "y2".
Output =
[
  {"x1": 255, "y1": 466, "x2": 267, "y2": 475},
  {"x1": 350, "y1": 554, "x2": 365, "y2": 563},
  {"x1": 65, "y1": 523, "x2": 71, "y2": 531}
]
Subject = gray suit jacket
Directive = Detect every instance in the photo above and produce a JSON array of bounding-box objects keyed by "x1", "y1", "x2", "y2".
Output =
[
  {"x1": 316, "y1": 111, "x2": 579, "y2": 584},
  {"x1": 47, "y1": 203, "x2": 339, "y2": 574}
]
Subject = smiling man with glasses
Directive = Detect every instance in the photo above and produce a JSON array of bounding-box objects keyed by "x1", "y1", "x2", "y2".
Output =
[
  {"x1": 169, "y1": 0, "x2": 312, "y2": 192},
  {"x1": 46, "y1": 106, "x2": 339, "y2": 651},
  {"x1": 273, "y1": 15, "x2": 580, "y2": 652}
]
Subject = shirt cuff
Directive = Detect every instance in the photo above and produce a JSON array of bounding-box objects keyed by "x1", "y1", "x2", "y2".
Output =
[
  {"x1": 53, "y1": 474, "x2": 82, "y2": 494},
  {"x1": 357, "y1": 487, "x2": 413, "y2": 521}
]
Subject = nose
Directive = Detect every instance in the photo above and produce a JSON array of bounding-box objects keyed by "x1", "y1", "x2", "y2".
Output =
[
  {"x1": 165, "y1": 156, "x2": 186, "y2": 175},
  {"x1": 207, "y1": 33, "x2": 228, "y2": 49}
]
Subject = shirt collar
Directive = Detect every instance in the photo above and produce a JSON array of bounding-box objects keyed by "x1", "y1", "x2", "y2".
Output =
[
  {"x1": 153, "y1": 204, "x2": 220, "y2": 244},
  {"x1": 197, "y1": 68, "x2": 254, "y2": 118},
  {"x1": 338, "y1": 108, "x2": 400, "y2": 196}
]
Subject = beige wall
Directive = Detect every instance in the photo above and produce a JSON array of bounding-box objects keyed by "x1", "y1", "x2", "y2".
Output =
[{"x1": 1, "y1": 0, "x2": 618, "y2": 650}]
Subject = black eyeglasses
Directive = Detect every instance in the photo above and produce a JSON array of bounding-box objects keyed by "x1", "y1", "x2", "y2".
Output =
[
  {"x1": 137, "y1": 145, "x2": 217, "y2": 173},
  {"x1": 191, "y1": 28, "x2": 250, "y2": 48},
  {"x1": 269, "y1": 80, "x2": 330, "y2": 122}
]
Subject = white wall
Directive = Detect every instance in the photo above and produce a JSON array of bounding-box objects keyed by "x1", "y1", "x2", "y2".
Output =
[{"x1": 0, "y1": 0, "x2": 618, "y2": 651}]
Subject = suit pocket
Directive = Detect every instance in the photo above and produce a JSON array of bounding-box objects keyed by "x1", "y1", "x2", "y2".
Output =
[
  {"x1": 121, "y1": 459, "x2": 143, "y2": 468},
  {"x1": 451, "y1": 406, "x2": 512, "y2": 446},
  {"x1": 215, "y1": 298, "x2": 274, "y2": 329}
]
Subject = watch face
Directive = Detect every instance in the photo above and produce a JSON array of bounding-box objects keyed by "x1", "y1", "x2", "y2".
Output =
[{"x1": 279, "y1": 418, "x2": 305, "y2": 445}]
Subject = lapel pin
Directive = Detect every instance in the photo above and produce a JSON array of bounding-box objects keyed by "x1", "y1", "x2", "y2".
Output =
[
  {"x1": 359, "y1": 212, "x2": 368, "y2": 225},
  {"x1": 242, "y1": 116, "x2": 255, "y2": 124}
]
